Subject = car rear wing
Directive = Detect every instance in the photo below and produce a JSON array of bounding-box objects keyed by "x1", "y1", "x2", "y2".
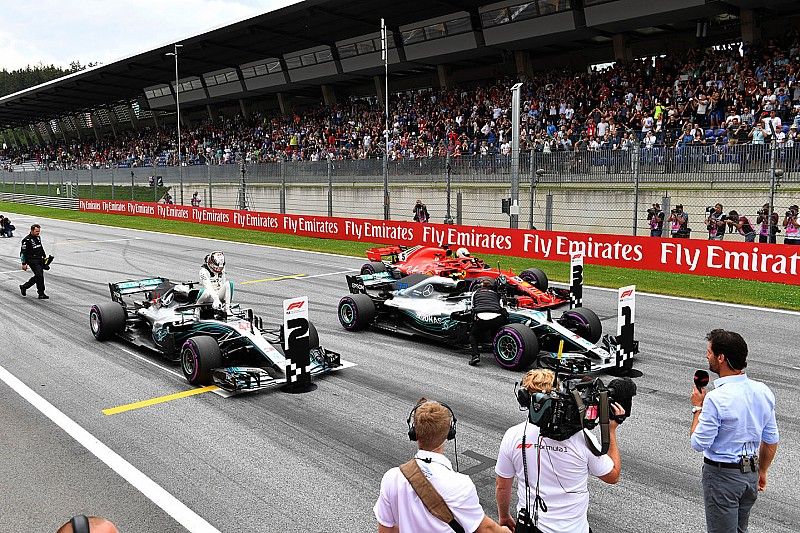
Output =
[
  {"x1": 366, "y1": 245, "x2": 405, "y2": 262},
  {"x1": 109, "y1": 277, "x2": 170, "y2": 301},
  {"x1": 345, "y1": 272, "x2": 396, "y2": 294}
]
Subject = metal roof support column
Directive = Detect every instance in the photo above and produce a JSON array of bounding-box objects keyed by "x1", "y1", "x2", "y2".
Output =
[
  {"x1": 437, "y1": 65, "x2": 452, "y2": 89},
  {"x1": 321, "y1": 85, "x2": 337, "y2": 106},
  {"x1": 72, "y1": 116, "x2": 83, "y2": 141},
  {"x1": 129, "y1": 104, "x2": 140, "y2": 131},
  {"x1": 277, "y1": 92, "x2": 289, "y2": 115},
  {"x1": 373, "y1": 76, "x2": 384, "y2": 108},
  {"x1": 152, "y1": 110, "x2": 160, "y2": 128},
  {"x1": 514, "y1": 50, "x2": 533, "y2": 82},
  {"x1": 740, "y1": 9, "x2": 761, "y2": 45},
  {"x1": 612, "y1": 34, "x2": 632, "y2": 64},
  {"x1": 106, "y1": 109, "x2": 119, "y2": 140},
  {"x1": 55, "y1": 119, "x2": 70, "y2": 144},
  {"x1": 238, "y1": 99, "x2": 250, "y2": 120},
  {"x1": 30, "y1": 124, "x2": 45, "y2": 147},
  {"x1": 206, "y1": 104, "x2": 215, "y2": 123},
  {"x1": 89, "y1": 113, "x2": 102, "y2": 142}
]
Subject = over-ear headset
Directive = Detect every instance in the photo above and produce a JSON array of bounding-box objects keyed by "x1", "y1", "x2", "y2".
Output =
[
  {"x1": 516, "y1": 382, "x2": 532, "y2": 410},
  {"x1": 70, "y1": 515, "x2": 90, "y2": 533},
  {"x1": 407, "y1": 400, "x2": 457, "y2": 442}
]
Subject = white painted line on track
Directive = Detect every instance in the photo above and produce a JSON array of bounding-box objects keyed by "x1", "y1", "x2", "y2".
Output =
[
  {"x1": 0, "y1": 364, "x2": 222, "y2": 533},
  {"x1": 55, "y1": 237, "x2": 142, "y2": 245},
  {"x1": 298, "y1": 268, "x2": 359, "y2": 279},
  {"x1": 11, "y1": 211, "x2": 800, "y2": 316}
]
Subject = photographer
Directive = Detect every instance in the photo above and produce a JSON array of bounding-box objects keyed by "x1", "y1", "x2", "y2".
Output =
[
  {"x1": 646, "y1": 203, "x2": 665, "y2": 237},
  {"x1": 783, "y1": 204, "x2": 799, "y2": 245},
  {"x1": 725, "y1": 210, "x2": 757, "y2": 242},
  {"x1": 756, "y1": 203, "x2": 780, "y2": 244},
  {"x1": 668, "y1": 204, "x2": 690, "y2": 238},
  {"x1": 705, "y1": 203, "x2": 726, "y2": 240},
  {"x1": 495, "y1": 369, "x2": 626, "y2": 533},
  {"x1": 375, "y1": 399, "x2": 510, "y2": 533}
]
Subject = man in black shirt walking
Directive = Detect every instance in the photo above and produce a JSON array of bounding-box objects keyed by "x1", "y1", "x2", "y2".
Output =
[{"x1": 19, "y1": 224, "x2": 49, "y2": 299}]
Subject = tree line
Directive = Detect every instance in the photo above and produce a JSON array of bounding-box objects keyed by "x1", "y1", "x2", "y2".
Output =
[{"x1": 0, "y1": 61, "x2": 99, "y2": 98}]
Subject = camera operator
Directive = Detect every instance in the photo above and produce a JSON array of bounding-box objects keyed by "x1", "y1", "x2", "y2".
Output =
[
  {"x1": 646, "y1": 203, "x2": 665, "y2": 237},
  {"x1": 375, "y1": 399, "x2": 510, "y2": 533},
  {"x1": 783, "y1": 204, "x2": 799, "y2": 245},
  {"x1": 495, "y1": 369, "x2": 626, "y2": 533},
  {"x1": 668, "y1": 204, "x2": 690, "y2": 238},
  {"x1": 725, "y1": 210, "x2": 757, "y2": 242},
  {"x1": 690, "y1": 330, "x2": 779, "y2": 533},
  {"x1": 756, "y1": 203, "x2": 780, "y2": 244},
  {"x1": 705, "y1": 203, "x2": 726, "y2": 240}
]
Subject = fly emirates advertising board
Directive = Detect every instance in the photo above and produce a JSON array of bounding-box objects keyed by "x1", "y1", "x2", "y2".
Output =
[{"x1": 79, "y1": 199, "x2": 800, "y2": 286}]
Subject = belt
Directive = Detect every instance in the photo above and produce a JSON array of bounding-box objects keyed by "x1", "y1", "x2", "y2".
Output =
[{"x1": 703, "y1": 457, "x2": 740, "y2": 470}]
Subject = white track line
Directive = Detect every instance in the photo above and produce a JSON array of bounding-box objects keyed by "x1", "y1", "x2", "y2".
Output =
[
  {"x1": 0, "y1": 364, "x2": 221, "y2": 533},
  {"x1": 8, "y1": 210, "x2": 799, "y2": 316}
]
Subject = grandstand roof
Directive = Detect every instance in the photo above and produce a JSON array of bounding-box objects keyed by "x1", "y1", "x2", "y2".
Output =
[{"x1": 1, "y1": 0, "x2": 799, "y2": 129}]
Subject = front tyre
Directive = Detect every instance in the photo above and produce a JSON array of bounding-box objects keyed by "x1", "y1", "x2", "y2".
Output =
[
  {"x1": 361, "y1": 261, "x2": 387, "y2": 275},
  {"x1": 181, "y1": 335, "x2": 222, "y2": 385},
  {"x1": 89, "y1": 302, "x2": 126, "y2": 341},
  {"x1": 559, "y1": 307, "x2": 602, "y2": 344},
  {"x1": 493, "y1": 324, "x2": 539, "y2": 370},
  {"x1": 519, "y1": 268, "x2": 549, "y2": 291},
  {"x1": 338, "y1": 294, "x2": 376, "y2": 331}
]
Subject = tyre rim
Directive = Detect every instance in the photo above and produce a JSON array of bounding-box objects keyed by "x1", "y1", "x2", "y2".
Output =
[
  {"x1": 182, "y1": 347, "x2": 196, "y2": 377},
  {"x1": 340, "y1": 302, "x2": 355, "y2": 327},
  {"x1": 496, "y1": 334, "x2": 519, "y2": 361},
  {"x1": 90, "y1": 310, "x2": 99, "y2": 334},
  {"x1": 362, "y1": 265, "x2": 374, "y2": 274}
]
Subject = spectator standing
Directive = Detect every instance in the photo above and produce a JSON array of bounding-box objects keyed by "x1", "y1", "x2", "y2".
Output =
[
  {"x1": 191, "y1": 191, "x2": 201, "y2": 207},
  {"x1": 726, "y1": 210, "x2": 757, "y2": 242},
  {"x1": 690, "y1": 329, "x2": 779, "y2": 533},
  {"x1": 784, "y1": 204, "x2": 799, "y2": 245},
  {"x1": 412, "y1": 199, "x2": 430, "y2": 223},
  {"x1": 19, "y1": 223, "x2": 49, "y2": 300},
  {"x1": 374, "y1": 399, "x2": 510, "y2": 533}
]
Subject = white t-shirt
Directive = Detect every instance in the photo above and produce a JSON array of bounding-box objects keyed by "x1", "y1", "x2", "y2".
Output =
[
  {"x1": 375, "y1": 451, "x2": 485, "y2": 532},
  {"x1": 495, "y1": 422, "x2": 613, "y2": 533}
]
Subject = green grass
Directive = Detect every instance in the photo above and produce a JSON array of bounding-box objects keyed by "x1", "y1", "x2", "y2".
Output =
[
  {"x1": 0, "y1": 183, "x2": 170, "y2": 202},
  {"x1": 2, "y1": 200, "x2": 798, "y2": 311}
]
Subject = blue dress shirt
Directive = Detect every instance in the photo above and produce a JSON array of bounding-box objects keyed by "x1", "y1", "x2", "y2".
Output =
[{"x1": 691, "y1": 374, "x2": 779, "y2": 463}]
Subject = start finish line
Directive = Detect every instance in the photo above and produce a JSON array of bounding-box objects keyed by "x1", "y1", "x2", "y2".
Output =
[{"x1": 78, "y1": 199, "x2": 800, "y2": 286}]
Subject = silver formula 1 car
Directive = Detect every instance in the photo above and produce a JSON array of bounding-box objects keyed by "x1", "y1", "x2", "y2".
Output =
[
  {"x1": 89, "y1": 277, "x2": 352, "y2": 391},
  {"x1": 338, "y1": 272, "x2": 637, "y2": 374}
]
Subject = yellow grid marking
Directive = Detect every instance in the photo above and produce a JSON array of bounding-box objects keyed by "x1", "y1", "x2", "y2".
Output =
[
  {"x1": 102, "y1": 385, "x2": 219, "y2": 416},
  {"x1": 240, "y1": 273, "x2": 306, "y2": 285}
]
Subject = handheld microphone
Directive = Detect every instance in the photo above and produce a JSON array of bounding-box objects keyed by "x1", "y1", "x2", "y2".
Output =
[{"x1": 694, "y1": 369, "x2": 710, "y2": 392}]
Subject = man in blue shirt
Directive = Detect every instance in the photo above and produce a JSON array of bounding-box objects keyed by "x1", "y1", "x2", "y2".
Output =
[{"x1": 690, "y1": 329, "x2": 779, "y2": 533}]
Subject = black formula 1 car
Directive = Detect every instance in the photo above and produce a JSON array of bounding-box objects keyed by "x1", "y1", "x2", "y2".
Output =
[
  {"x1": 338, "y1": 272, "x2": 637, "y2": 374},
  {"x1": 89, "y1": 277, "x2": 353, "y2": 391}
]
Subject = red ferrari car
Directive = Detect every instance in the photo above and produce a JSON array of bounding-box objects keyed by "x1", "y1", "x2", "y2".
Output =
[{"x1": 361, "y1": 245, "x2": 569, "y2": 310}]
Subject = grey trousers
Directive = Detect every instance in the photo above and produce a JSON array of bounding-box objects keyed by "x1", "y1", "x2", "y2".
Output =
[{"x1": 702, "y1": 464, "x2": 758, "y2": 533}]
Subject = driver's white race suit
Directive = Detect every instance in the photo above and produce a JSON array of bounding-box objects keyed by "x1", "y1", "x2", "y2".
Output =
[{"x1": 197, "y1": 264, "x2": 231, "y2": 313}]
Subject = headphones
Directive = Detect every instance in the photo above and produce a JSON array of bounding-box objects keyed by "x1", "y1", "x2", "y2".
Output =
[
  {"x1": 516, "y1": 384, "x2": 533, "y2": 410},
  {"x1": 70, "y1": 515, "x2": 90, "y2": 533},
  {"x1": 407, "y1": 400, "x2": 457, "y2": 442}
]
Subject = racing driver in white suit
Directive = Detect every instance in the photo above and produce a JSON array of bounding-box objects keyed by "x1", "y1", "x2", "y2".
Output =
[{"x1": 197, "y1": 251, "x2": 232, "y2": 314}]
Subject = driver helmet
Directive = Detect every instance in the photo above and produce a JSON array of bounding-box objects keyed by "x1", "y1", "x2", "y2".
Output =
[
  {"x1": 455, "y1": 247, "x2": 470, "y2": 258},
  {"x1": 206, "y1": 251, "x2": 225, "y2": 273}
]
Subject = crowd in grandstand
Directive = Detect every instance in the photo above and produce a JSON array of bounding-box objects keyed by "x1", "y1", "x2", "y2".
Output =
[{"x1": 2, "y1": 32, "x2": 800, "y2": 170}]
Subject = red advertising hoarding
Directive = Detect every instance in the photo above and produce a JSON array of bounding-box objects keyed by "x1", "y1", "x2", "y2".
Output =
[{"x1": 79, "y1": 199, "x2": 800, "y2": 286}]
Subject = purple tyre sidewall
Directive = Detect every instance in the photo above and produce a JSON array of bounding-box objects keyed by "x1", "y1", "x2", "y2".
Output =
[
  {"x1": 361, "y1": 263, "x2": 376, "y2": 275},
  {"x1": 181, "y1": 340, "x2": 200, "y2": 381},
  {"x1": 493, "y1": 327, "x2": 526, "y2": 369}
]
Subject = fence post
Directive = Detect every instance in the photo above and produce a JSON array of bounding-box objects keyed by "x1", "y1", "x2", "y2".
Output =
[
  {"x1": 13, "y1": 171, "x2": 16, "y2": 194},
  {"x1": 632, "y1": 141, "x2": 641, "y2": 236},
  {"x1": 444, "y1": 157, "x2": 453, "y2": 224},
  {"x1": 46, "y1": 171, "x2": 50, "y2": 197},
  {"x1": 131, "y1": 171, "x2": 135, "y2": 201},
  {"x1": 545, "y1": 193, "x2": 553, "y2": 231},
  {"x1": 661, "y1": 194, "x2": 671, "y2": 237},
  {"x1": 111, "y1": 167, "x2": 115, "y2": 200},
  {"x1": 90, "y1": 168, "x2": 94, "y2": 199},
  {"x1": 383, "y1": 155, "x2": 390, "y2": 220},
  {"x1": 768, "y1": 139, "x2": 778, "y2": 236},
  {"x1": 456, "y1": 192, "x2": 463, "y2": 225},
  {"x1": 327, "y1": 157, "x2": 333, "y2": 217},
  {"x1": 207, "y1": 164, "x2": 213, "y2": 208},
  {"x1": 279, "y1": 159, "x2": 286, "y2": 214}
]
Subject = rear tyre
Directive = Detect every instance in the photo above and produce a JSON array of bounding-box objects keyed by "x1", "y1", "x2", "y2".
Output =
[
  {"x1": 361, "y1": 261, "x2": 387, "y2": 275},
  {"x1": 181, "y1": 335, "x2": 223, "y2": 385},
  {"x1": 559, "y1": 307, "x2": 602, "y2": 344},
  {"x1": 89, "y1": 302, "x2": 126, "y2": 341},
  {"x1": 338, "y1": 294, "x2": 376, "y2": 331},
  {"x1": 493, "y1": 324, "x2": 539, "y2": 370},
  {"x1": 519, "y1": 268, "x2": 549, "y2": 291}
]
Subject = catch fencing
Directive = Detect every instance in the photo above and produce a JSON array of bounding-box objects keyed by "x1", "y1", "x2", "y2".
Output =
[{"x1": 3, "y1": 144, "x2": 799, "y2": 240}]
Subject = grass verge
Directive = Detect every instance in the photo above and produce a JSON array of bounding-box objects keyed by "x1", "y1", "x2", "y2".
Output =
[{"x1": 2, "y1": 200, "x2": 797, "y2": 311}]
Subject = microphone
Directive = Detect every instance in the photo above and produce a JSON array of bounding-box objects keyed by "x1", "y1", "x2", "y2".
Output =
[{"x1": 694, "y1": 369, "x2": 710, "y2": 392}]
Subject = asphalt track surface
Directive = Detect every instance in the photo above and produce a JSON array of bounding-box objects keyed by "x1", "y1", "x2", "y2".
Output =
[{"x1": 1, "y1": 214, "x2": 798, "y2": 533}]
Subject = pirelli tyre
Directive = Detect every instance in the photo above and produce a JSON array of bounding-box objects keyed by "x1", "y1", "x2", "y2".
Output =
[
  {"x1": 559, "y1": 307, "x2": 603, "y2": 344},
  {"x1": 89, "y1": 302, "x2": 126, "y2": 341},
  {"x1": 181, "y1": 335, "x2": 223, "y2": 386},
  {"x1": 361, "y1": 261, "x2": 387, "y2": 275},
  {"x1": 519, "y1": 268, "x2": 549, "y2": 291},
  {"x1": 278, "y1": 321, "x2": 320, "y2": 350},
  {"x1": 493, "y1": 324, "x2": 539, "y2": 370},
  {"x1": 338, "y1": 294, "x2": 376, "y2": 331}
]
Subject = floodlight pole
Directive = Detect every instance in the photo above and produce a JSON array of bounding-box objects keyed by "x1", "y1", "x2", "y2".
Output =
[
  {"x1": 510, "y1": 82, "x2": 523, "y2": 229},
  {"x1": 381, "y1": 18, "x2": 390, "y2": 220},
  {"x1": 166, "y1": 44, "x2": 184, "y2": 204}
]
